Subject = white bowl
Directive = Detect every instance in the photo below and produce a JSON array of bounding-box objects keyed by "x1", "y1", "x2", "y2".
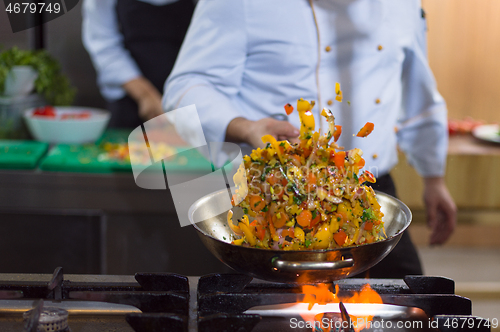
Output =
[
  {"x1": 23, "y1": 106, "x2": 111, "y2": 144},
  {"x1": 3, "y1": 66, "x2": 38, "y2": 96}
]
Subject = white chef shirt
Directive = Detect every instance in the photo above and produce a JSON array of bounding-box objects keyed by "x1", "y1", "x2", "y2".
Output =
[
  {"x1": 163, "y1": 0, "x2": 448, "y2": 178},
  {"x1": 82, "y1": 0, "x2": 179, "y2": 101}
]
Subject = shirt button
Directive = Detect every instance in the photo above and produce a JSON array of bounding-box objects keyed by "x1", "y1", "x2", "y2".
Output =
[
  {"x1": 377, "y1": 45, "x2": 383, "y2": 51},
  {"x1": 327, "y1": 100, "x2": 333, "y2": 106},
  {"x1": 325, "y1": 46, "x2": 332, "y2": 52},
  {"x1": 375, "y1": 98, "x2": 381, "y2": 104}
]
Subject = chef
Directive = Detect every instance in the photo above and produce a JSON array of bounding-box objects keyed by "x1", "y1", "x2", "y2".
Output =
[
  {"x1": 82, "y1": 0, "x2": 194, "y2": 128},
  {"x1": 163, "y1": 0, "x2": 457, "y2": 278}
]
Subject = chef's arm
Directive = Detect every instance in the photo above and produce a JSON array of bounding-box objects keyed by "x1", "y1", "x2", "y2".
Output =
[
  {"x1": 397, "y1": 9, "x2": 456, "y2": 245},
  {"x1": 226, "y1": 117, "x2": 300, "y2": 149},
  {"x1": 122, "y1": 77, "x2": 164, "y2": 121}
]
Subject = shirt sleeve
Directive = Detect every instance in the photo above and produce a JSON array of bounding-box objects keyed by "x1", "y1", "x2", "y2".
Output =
[
  {"x1": 396, "y1": 8, "x2": 448, "y2": 178},
  {"x1": 162, "y1": 0, "x2": 247, "y2": 147},
  {"x1": 82, "y1": 0, "x2": 142, "y2": 101}
]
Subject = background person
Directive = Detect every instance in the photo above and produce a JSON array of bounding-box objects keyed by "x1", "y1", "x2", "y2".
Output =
[
  {"x1": 82, "y1": 0, "x2": 194, "y2": 128},
  {"x1": 163, "y1": 0, "x2": 456, "y2": 278}
]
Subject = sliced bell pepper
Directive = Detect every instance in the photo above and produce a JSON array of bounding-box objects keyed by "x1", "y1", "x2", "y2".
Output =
[
  {"x1": 356, "y1": 122, "x2": 375, "y2": 137},
  {"x1": 333, "y1": 125, "x2": 342, "y2": 142},
  {"x1": 333, "y1": 229, "x2": 348, "y2": 246},
  {"x1": 297, "y1": 98, "x2": 316, "y2": 139},
  {"x1": 333, "y1": 151, "x2": 346, "y2": 170},
  {"x1": 261, "y1": 134, "x2": 285, "y2": 164},
  {"x1": 284, "y1": 103, "x2": 294, "y2": 115}
]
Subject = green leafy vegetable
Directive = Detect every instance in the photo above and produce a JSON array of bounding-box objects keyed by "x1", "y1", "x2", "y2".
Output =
[{"x1": 0, "y1": 47, "x2": 76, "y2": 105}]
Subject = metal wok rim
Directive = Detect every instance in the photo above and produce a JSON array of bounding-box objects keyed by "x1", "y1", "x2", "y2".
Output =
[{"x1": 189, "y1": 189, "x2": 412, "y2": 253}]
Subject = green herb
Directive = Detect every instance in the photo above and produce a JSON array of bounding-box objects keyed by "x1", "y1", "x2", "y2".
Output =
[
  {"x1": 261, "y1": 166, "x2": 271, "y2": 181},
  {"x1": 265, "y1": 143, "x2": 271, "y2": 149},
  {"x1": 293, "y1": 195, "x2": 303, "y2": 205},
  {"x1": 223, "y1": 236, "x2": 226, "y2": 240},
  {"x1": 305, "y1": 239, "x2": 312, "y2": 248},
  {"x1": 305, "y1": 133, "x2": 312, "y2": 139},
  {"x1": 262, "y1": 205, "x2": 269, "y2": 212},
  {"x1": 242, "y1": 207, "x2": 248, "y2": 214},
  {"x1": 254, "y1": 201, "x2": 261, "y2": 207},
  {"x1": 312, "y1": 210, "x2": 317, "y2": 219},
  {"x1": 0, "y1": 47, "x2": 75, "y2": 105},
  {"x1": 321, "y1": 157, "x2": 328, "y2": 162},
  {"x1": 362, "y1": 208, "x2": 377, "y2": 222},
  {"x1": 278, "y1": 244, "x2": 282, "y2": 249},
  {"x1": 279, "y1": 142, "x2": 285, "y2": 147},
  {"x1": 327, "y1": 132, "x2": 332, "y2": 140},
  {"x1": 353, "y1": 173, "x2": 359, "y2": 183}
]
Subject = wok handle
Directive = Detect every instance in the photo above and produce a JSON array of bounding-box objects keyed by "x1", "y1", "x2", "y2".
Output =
[{"x1": 272, "y1": 257, "x2": 354, "y2": 271}]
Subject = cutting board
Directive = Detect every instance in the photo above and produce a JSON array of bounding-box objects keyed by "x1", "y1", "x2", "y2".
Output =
[
  {"x1": 0, "y1": 140, "x2": 49, "y2": 169},
  {"x1": 39, "y1": 129, "x2": 212, "y2": 173}
]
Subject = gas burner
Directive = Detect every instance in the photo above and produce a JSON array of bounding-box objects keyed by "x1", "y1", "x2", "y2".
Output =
[{"x1": 0, "y1": 267, "x2": 493, "y2": 332}]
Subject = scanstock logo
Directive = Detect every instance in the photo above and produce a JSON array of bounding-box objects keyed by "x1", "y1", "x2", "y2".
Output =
[
  {"x1": 128, "y1": 105, "x2": 248, "y2": 228},
  {"x1": 4, "y1": 0, "x2": 79, "y2": 33}
]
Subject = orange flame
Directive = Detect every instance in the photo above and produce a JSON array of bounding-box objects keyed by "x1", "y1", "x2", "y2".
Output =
[{"x1": 300, "y1": 283, "x2": 383, "y2": 332}]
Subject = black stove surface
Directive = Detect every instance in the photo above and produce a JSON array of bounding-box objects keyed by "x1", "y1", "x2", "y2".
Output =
[{"x1": 0, "y1": 267, "x2": 492, "y2": 332}]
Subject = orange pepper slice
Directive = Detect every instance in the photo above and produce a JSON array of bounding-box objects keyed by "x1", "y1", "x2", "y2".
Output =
[
  {"x1": 333, "y1": 229, "x2": 348, "y2": 246},
  {"x1": 334, "y1": 151, "x2": 346, "y2": 170},
  {"x1": 356, "y1": 122, "x2": 375, "y2": 137}
]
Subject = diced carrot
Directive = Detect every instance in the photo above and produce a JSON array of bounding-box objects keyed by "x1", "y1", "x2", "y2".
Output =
[
  {"x1": 333, "y1": 230, "x2": 348, "y2": 246},
  {"x1": 284, "y1": 103, "x2": 294, "y2": 115},
  {"x1": 334, "y1": 151, "x2": 346, "y2": 170},
  {"x1": 306, "y1": 172, "x2": 317, "y2": 191},
  {"x1": 266, "y1": 173, "x2": 279, "y2": 185},
  {"x1": 249, "y1": 195, "x2": 266, "y2": 212},
  {"x1": 356, "y1": 122, "x2": 375, "y2": 137},
  {"x1": 273, "y1": 213, "x2": 286, "y2": 228},
  {"x1": 364, "y1": 222, "x2": 373, "y2": 231},
  {"x1": 297, "y1": 210, "x2": 312, "y2": 228}
]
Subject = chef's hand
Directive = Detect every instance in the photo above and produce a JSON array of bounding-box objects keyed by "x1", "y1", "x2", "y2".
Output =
[
  {"x1": 123, "y1": 77, "x2": 164, "y2": 121},
  {"x1": 423, "y1": 177, "x2": 457, "y2": 245},
  {"x1": 226, "y1": 117, "x2": 300, "y2": 148}
]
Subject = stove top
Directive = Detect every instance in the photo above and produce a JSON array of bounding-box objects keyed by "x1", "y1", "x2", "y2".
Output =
[{"x1": 0, "y1": 267, "x2": 492, "y2": 332}]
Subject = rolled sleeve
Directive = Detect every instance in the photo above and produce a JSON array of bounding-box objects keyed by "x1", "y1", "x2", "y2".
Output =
[
  {"x1": 163, "y1": 0, "x2": 247, "y2": 146},
  {"x1": 397, "y1": 11, "x2": 448, "y2": 178},
  {"x1": 82, "y1": 0, "x2": 142, "y2": 100}
]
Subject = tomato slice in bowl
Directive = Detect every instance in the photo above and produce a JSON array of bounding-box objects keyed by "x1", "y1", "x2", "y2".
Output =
[{"x1": 33, "y1": 106, "x2": 56, "y2": 117}]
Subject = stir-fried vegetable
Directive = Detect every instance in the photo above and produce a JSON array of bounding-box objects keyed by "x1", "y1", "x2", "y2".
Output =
[{"x1": 229, "y1": 96, "x2": 384, "y2": 250}]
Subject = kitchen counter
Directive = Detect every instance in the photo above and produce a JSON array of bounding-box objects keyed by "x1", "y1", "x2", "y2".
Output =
[{"x1": 392, "y1": 134, "x2": 500, "y2": 210}]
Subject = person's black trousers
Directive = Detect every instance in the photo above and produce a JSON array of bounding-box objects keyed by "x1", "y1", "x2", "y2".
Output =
[{"x1": 361, "y1": 174, "x2": 423, "y2": 278}]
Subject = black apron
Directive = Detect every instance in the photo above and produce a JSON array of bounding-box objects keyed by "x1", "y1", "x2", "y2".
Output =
[
  {"x1": 361, "y1": 174, "x2": 423, "y2": 278},
  {"x1": 108, "y1": 0, "x2": 194, "y2": 128}
]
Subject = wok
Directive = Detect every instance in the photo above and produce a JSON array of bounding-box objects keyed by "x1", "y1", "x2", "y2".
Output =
[{"x1": 189, "y1": 190, "x2": 411, "y2": 284}]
